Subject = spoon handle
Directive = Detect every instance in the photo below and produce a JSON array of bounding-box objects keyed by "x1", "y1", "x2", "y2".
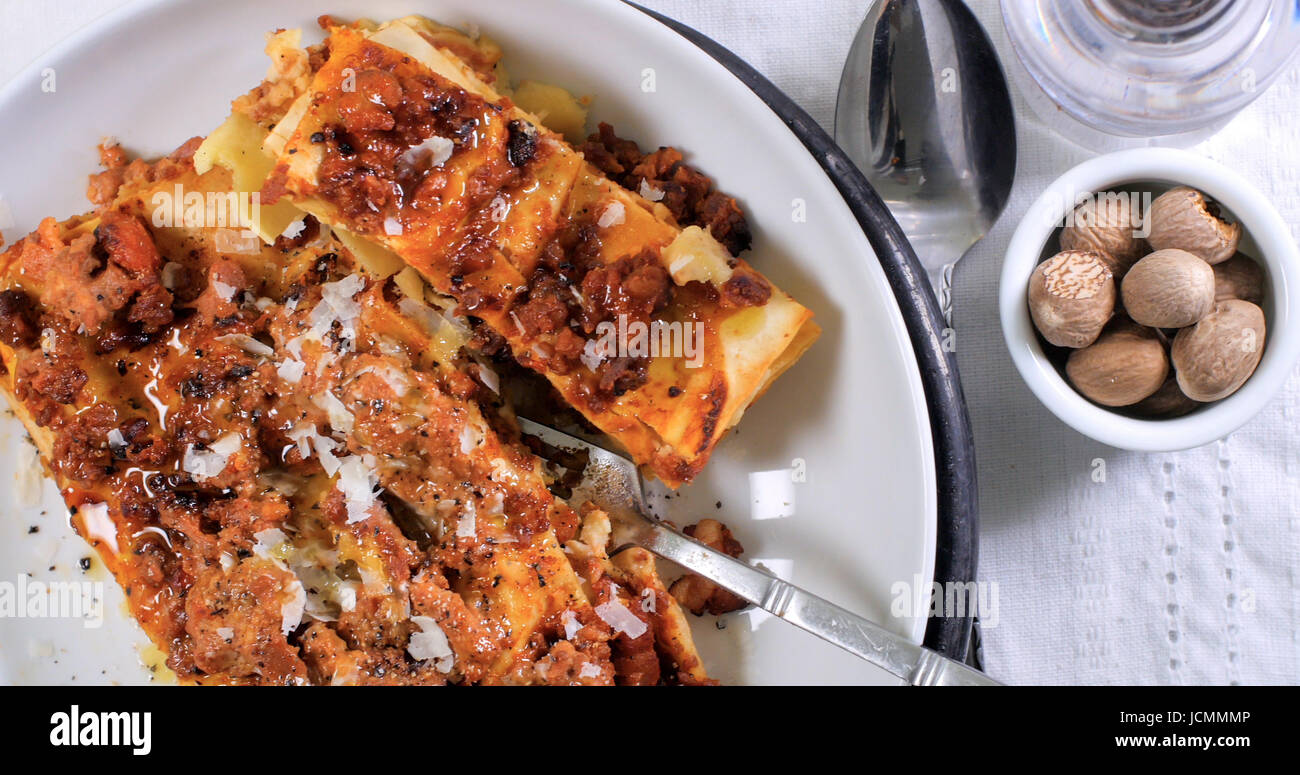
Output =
[{"x1": 616, "y1": 510, "x2": 1000, "y2": 685}]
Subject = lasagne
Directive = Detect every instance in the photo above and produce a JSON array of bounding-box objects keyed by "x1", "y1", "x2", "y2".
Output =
[{"x1": 0, "y1": 14, "x2": 817, "y2": 685}]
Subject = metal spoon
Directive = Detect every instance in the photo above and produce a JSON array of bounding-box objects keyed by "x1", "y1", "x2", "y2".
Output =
[{"x1": 834, "y1": 0, "x2": 1016, "y2": 324}]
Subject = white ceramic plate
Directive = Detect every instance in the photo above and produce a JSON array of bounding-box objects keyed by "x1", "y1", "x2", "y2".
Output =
[{"x1": 0, "y1": 0, "x2": 936, "y2": 685}]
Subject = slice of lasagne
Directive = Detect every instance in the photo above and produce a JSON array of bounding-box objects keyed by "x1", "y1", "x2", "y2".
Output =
[{"x1": 251, "y1": 17, "x2": 819, "y2": 486}]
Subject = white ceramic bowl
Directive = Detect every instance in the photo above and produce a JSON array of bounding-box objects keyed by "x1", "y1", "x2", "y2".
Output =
[{"x1": 1001, "y1": 147, "x2": 1300, "y2": 451}]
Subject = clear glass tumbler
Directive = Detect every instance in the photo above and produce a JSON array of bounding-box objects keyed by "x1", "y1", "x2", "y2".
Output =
[{"x1": 1001, "y1": 0, "x2": 1300, "y2": 148}]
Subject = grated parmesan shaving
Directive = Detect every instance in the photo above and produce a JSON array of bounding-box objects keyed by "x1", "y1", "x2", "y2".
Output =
[
  {"x1": 399, "y1": 135, "x2": 455, "y2": 169},
  {"x1": 509, "y1": 310, "x2": 527, "y2": 338},
  {"x1": 597, "y1": 201, "x2": 626, "y2": 228},
  {"x1": 253, "y1": 528, "x2": 289, "y2": 563},
  {"x1": 314, "y1": 436, "x2": 341, "y2": 476},
  {"x1": 475, "y1": 362, "x2": 499, "y2": 394},
  {"x1": 286, "y1": 422, "x2": 319, "y2": 459},
  {"x1": 281, "y1": 578, "x2": 306, "y2": 635},
  {"x1": 312, "y1": 391, "x2": 354, "y2": 435},
  {"x1": 578, "y1": 662, "x2": 601, "y2": 679},
  {"x1": 561, "y1": 610, "x2": 581, "y2": 640},
  {"x1": 337, "y1": 454, "x2": 380, "y2": 524},
  {"x1": 161, "y1": 262, "x2": 184, "y2": 290},
  {"x1": 297, "y1": 563, "x2": 338, "y2": 622},
  {"x1": 396, "y1": 296, "x2": 439, "y2": 332},
  {"x1": 455, "y1": 500, "x2": 477, "y2": 539},
  {"x1": 212, "y1": 279, "x2": 238, "y2": 301},
  {"x1": 488, "y1": 457, "x2": 521, "y2": 487},
  {"x1": 383, "y1": 216, "x2": 403, "y2": 236},
  {"x1": 280, "y1": 218, "x2": 307, "y2": 240},
  {"x1": 310, "y1": 273, "x2": 367, "y2": 350},
  {"x1": 276, "y1": 358, "x2": 306, "y2": 384},
  {"x1": 395, "y1": 295, "x2": 470, "y2": 360},
  {"x1": 638, "y1": 179, "x2": 665, "y2": 202},
  {"x1": 458, "y1": 424, "x2": 482, "y2": 455},
  {"x1": 338, "y1": 582, "x2": 358, "y2": 613},
  {"x1": 182, "y1": 433, "x2": 242, "y2": 481},
  {"x1": 215, "y1": 333, "x2": 274, "y2": 358},
  {"x1": 106, "y1": 428, "x2": 127, "y2": 455},
  {"x1": 407, "y1": 615, "x2": 455, "y2": 672},
  {"x1": 595, "y1": 595, "x2": 648, "y2": 639},
  {"x1": 579, "y1": 337, "x2": 609, "y2": 372}
]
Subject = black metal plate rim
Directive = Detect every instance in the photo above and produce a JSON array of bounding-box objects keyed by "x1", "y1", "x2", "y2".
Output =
[{"x1": 633, "y1": 4, "x2": 980, "y2": 661}]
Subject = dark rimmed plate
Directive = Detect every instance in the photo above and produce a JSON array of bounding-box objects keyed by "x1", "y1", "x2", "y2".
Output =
[{"x1": 635, "y1": 4, "x2": 979, "y2": 661}]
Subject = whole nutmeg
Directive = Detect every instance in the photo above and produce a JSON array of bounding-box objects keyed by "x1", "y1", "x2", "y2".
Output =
[
  {"x1": 1066, "y1": 319, "x2": 1169, "y2": 406},
  {"x1": 1171, "y1": 299, "x2": 1266, "y2": 401},
  {"x1": 1212, "y1": 252, "x2": 1265, "y2": 305},
  {"x1": 1028, "y1": 250, "x2": 1115, "y2": 348},
  {"x1": 1146, "y1": 186, "x2": 1241, "y2": 264},
  {"x1": 1129, "y1": 375, "x2": 1202, "y2": 419},
  {"x1": 1059, "y1": 194, "x2": 1145, "y2": 277},
  {"x1": 1121, "y1": 248, "x2": 1215, "y2": 328}
]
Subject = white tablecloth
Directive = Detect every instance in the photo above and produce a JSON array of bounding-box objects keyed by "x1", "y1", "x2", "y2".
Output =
[{"x1": 4, "y1": 0, "x2": 1297, "y2": 685}]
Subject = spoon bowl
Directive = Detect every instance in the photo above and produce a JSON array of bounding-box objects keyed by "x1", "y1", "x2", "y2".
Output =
[{"x1": 834, "y1": 0, "x2": 1016, "y2": 322}]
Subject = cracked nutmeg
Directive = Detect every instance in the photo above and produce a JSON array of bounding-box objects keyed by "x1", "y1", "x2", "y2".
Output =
[
  {"x1": 1146, "y1": 186, "x2": 1241, "y2": 265},
  {"x1": 1028, "y1": 249, "x2": 1116, "y2": 348}
]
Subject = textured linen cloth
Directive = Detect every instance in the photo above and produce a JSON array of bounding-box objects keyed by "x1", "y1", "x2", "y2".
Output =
[{"x1": 3, "y1": 0, "x2": 1297, "y2": 685}]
